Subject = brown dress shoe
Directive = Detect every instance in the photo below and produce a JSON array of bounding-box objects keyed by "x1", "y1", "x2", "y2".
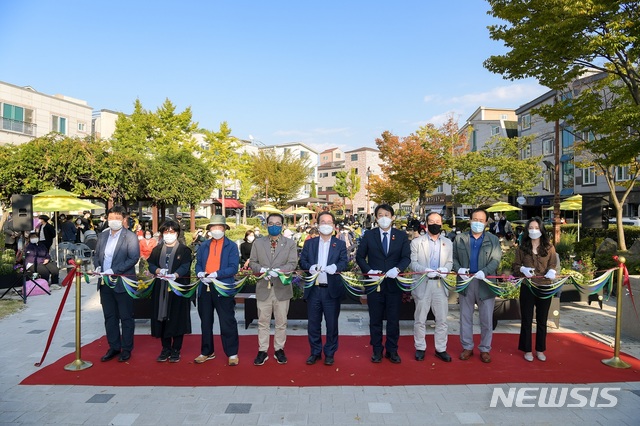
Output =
[
  {"x1": 459, "y1": 349, "x2": 473, "y2": 360},
  {"x1": 480, "y1": 352, "x2": 491, "y2": 363}
]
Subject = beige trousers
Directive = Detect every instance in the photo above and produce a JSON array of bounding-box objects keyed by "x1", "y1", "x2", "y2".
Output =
[{"x1": 257, "y1": 287, "x2": 290, "y2": 351}]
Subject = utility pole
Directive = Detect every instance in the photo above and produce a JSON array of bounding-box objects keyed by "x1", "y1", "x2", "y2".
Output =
[{"x1": 553, "y1": 94, "x2": 561, "y2": 244}]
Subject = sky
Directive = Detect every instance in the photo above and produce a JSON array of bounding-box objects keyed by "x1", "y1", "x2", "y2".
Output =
[{"x1": 1, "y1": 1, "x2": 548, "y2": 154}]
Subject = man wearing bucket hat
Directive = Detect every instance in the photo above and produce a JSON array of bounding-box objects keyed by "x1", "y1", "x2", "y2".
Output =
[{"x1": 194, "y1": 215, "x2": 240, "y2": 366}]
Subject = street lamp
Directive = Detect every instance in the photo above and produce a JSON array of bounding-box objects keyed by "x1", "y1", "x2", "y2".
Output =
[{"x1": 366, "y1": 167, "x2": 371, "y2": 215}]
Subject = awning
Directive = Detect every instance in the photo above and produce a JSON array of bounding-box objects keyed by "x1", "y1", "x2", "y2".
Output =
[
  {"x1": 423, "y1": 205, "x2": 445, "y2": 212},
  {"x1": 214, "y1": 198, "x2": 244, "y2": 209}
]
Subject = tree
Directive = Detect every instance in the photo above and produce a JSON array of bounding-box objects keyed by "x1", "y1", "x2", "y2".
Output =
[
  {"x1": 250, "y1": 149, "x2": 312, "y2": 208},
  {"x1": 236, "y1": 152, "x2": 257, "y2": 225},
  {"x1": 376, "y1": 126, "x2": 448, "y2": 217},
  {"x1": 368, "y1": 174, "x2": 414, "y2": 210},
  {"x1": 334, "y1": 168, "x2": 361, "y2": 214},
  {"x1": 455, "y1": 136, "x2": 542, "y2": 205},
  {"x1": 485, "y1": 0, "x2": 640, "y2": 248},
  {"x1": 309, "y1": 181, "x2": 317, "y2": 198}
]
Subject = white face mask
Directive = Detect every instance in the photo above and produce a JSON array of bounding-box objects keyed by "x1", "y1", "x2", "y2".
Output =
[
  {"x1": 318, "y1": 224, "x2": 334, "y2": 236},
  {"x1": 528, "y1": 229, "x2": 542, "y2": 240},
  {"x1": 377, "y1": 216, "x2": 392, "y2": 229},
  {"x1": 211, "y1": 230, "x2": 225, "y2": 240},
  {"x1": 108, "y1": 220, "x2": 123, "y2": 231},
  {"x1": 247, "y1": 236, "x2": 255, "y2": 243},
  {"x1": 163, "y1": 233, "x2": 178, "y2": 244},
  {"x1": 145, "y1": 235, "x2": 152, "y2": 240},
  {"x1": 30, "y1": 238, "x2": 39, "y2": 244}
]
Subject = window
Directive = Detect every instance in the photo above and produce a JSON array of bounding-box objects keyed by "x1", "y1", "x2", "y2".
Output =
[
  {"x1": 583, "y1": 167, "x2": 596, "y2": 185},
  {"x1": 283, "y1": 148, "x2": 290, "y2": 155},
  {"x1": 2, "y1": 103, "x2": 35, "y2": 135},
  {"x1": 491, "y1": 125, "x2": 500, "y2": 136},
  {"x1": 326, "y1": 186, "x2": 333, "y2": 191},
  {"x1": 542, "y1": 139, "x2": 554, "y2": 155},
  {"x1": 436, "y1": 184, "x2": 443, "y2": 193},
  {"x1": 78, "y1": 122, "x2": 86, "y2": 132},
  {"x1": 335, "y1": 153, "x2": 341, "y2": 159},
  {"x1": 562, "y1": 127, "x2": 574, "y2": 151},
  {"x1": 322, "y1": 155, "x2": 328, "y2": 161},
  {"x1": 522, "y1": 143, "x2": 531, "y2": 159},
  {"x1": 615, "y1": 166, "x2": 630, "y2": 182},
  {"x1": 350, "y1": 153, "x2": 358, "y2": 161},
  {"x1": 331, "y1": 171, "x2": 337, "y2": 176},
  {"x1": 501, "y1": 114, "x2": 508, "y2": 119},
  {"x1": 317, "y1": 187, "x2": 322, "y2": 192},
  {"x1": 562, "y1": 161, "x2": 574, "y2": 190},
  {"x1": 543, "y1": 170, "x2": 553, "y2": 192},
  {"x1": 471, "y1": 130, "x2": 477, "y2": 152},
  {"x1": 300, "y1": 151, "x2": 308, "y2": 159},
  {"x1": 319, "y1": 172, "x2": 328, "y2": 178},
  {"x1": 521, "y1": 113, "x2": 531, "y2": 130},
  {"x1": 52, "y1": 115, "x2": 67, "y2": 134}
]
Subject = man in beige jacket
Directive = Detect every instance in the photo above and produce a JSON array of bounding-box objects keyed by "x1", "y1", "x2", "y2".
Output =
[{"x1": 249, "y1": 213, "x2": 298, "y2": 366}]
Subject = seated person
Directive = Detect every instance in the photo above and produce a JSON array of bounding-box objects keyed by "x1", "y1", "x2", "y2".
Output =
[{"x1": 17, "y1": 231, "x2": 60, "y2": 290}]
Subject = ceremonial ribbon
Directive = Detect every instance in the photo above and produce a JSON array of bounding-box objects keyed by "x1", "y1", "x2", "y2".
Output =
[{"x1": 34, "y1": 260, "x2": 79, "y2": 367}]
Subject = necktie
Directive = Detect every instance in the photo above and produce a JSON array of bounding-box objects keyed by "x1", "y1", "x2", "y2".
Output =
[{"x1": 382, "y1": 232, "x2": 388, "y2": 255}]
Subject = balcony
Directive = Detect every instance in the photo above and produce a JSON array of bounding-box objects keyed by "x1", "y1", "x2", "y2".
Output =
[{"x1": 1, "y1": 118, "x2": 36, "y2": 136}]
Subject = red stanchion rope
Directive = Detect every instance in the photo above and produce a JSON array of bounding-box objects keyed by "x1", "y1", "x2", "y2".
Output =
[
  {"x1": 613, "y1": 255, "x2": 639, "y2": 321},
  {"x1": 34, "y1": 261, "x2": 79, "y2": 367}
]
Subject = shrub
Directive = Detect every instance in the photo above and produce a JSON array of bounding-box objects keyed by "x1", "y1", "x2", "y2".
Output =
[{"x1": 555, "y1": 231, "x2": 577, "y2": 260}]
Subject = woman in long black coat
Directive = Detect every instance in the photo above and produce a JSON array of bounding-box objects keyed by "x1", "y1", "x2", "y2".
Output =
[{"x1": 148, "y1": 220, "x2": 193, "y2": 363}]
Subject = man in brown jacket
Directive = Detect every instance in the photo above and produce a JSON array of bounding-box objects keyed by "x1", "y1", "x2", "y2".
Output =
[{"x1": 249, "y1": 213, "x2": 298, "y2": 366}]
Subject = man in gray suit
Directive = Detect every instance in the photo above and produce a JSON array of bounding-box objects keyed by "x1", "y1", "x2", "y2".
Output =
[
  {"x1": 410, "y1": 212, "x2": 453, "y2": 362},
  {"x1": 452, "y1": 208, "x2": 501, "y2": 364},
  {"x1": 94, "y1": 205, "x2": 141, "y2": 362},
  {"x1": 249, "y1": 213, "x2": 298, "y2": 366}
]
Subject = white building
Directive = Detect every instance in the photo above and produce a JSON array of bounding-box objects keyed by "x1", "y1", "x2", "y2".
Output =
[{"x1": 0, "y1": 81, "x2": 93, "y2": 145}]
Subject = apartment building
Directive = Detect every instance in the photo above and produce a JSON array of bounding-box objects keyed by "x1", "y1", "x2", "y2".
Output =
[{"x1": 0, "y1": 81, "x2": 93, "y2": 145}]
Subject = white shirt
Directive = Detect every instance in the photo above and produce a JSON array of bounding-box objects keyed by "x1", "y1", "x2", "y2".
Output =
[
  {"x1": 103, "y1": 228, "x2": 122, "y2": 271},
  {"x1": 317, "y1": 237, "x2": 331, "y2": 284}
]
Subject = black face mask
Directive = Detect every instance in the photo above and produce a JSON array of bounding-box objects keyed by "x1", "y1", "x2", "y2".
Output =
[{"x1": 427, "y1": 224, "x2": 442, "y2": 235}]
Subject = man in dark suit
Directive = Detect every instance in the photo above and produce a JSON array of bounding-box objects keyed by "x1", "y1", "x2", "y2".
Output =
[
  {"x1": 299, "y1": 211, "x2": 348, "y2": 366},
  {"x1": 356, "y1": 203, "x2": 411, "y2": 363},
  {"x1": 93, "y1": 205, "x2": 141, "y2": 362}
]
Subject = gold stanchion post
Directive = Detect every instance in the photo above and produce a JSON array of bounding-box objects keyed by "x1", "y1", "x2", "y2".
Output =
[
  {"x1": 64, "y1": 258, "x2": 93, "y2": 371},
  {"x1": 602, "y1": 256, "x2": 631, "y2": 369}
]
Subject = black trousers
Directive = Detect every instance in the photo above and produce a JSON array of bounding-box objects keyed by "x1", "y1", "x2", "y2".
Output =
[
  {"x1": 197, "y1": 290, "x2": 239, "y2": 357},
  {"x1": 99, "y1": 286, "x2": 135, "y2": 352},
  {"x1": 518, "y1": 285, "x2": 552, "y2": 352},
  {"x1": 367, "y1": 290, "x2": 402, "y2": 354},
  {"x1": 306, "y1": 286, "x2": 341, "y2": 357}
]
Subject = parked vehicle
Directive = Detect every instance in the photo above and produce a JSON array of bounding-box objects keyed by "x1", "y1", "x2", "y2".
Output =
[{"x1": 609, "y1": 217, "x2": 640, "y2": 226}]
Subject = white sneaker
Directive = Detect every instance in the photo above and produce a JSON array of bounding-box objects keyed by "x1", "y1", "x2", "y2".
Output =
[
  {"x1": 537, "y1": 352, "x2": 546, "y2": 362},
  {"x1": 228, "y1": 355, "x2": 239, "y2": 366},
  {"x1": 524, "y1": 352, "x2": 534, "y2": 362},
  {"x1": 50, "y1": 284, "x2": 62, "y2": 290}
]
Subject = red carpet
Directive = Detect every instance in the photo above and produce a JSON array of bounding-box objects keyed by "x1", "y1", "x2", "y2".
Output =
[{"x1": 21, "y1": 334, "x2": 640, "y2": 387}]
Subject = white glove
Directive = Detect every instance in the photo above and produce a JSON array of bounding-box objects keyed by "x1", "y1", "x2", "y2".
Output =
[
  {"x1": 367, "y1": 269, "x2": 382, "y2": 277},
  {"x1": 324, "y1": 264, "x2": 337, "y2": 275},
  {"x1": 386, "y1": 267, "x2": 399, "y2": 279},
  {"x1": 207, "y1": 272, "x2": 217, "y2": 279},
  {"x1": 544, "y1": 269, "x2": 556, "y2": 280},
  {"x1": 457, "y1": 268, "x2": 470, "y2": 280},
  {"x1": 103, "y1": 268, "x2": 114, "y2": 276},
  {"x1": 520, "y1": 266, "x2": 535, "y2": 278},
  {"x1": 197, "y1": 272, "x2": 206, "y2": 279},
  {"x1": 201, "y1": 277, "x2": 213, "y2": 284},
  {"x1": 309, "y1": 264, "x2": 319, "y2": 274},
  {"x1": 259, "y1": 267, "x2": 268, "y2": 274},
  {"x1": 436, "y1": 267, "x2": 449, "y2": 278},
  {"x1": 158, "y1": 268, "x2": 168, "y2": 276},
  {"x1": 94, "y1": 266, "x2": 101, "y2": 274},
  {"x1": 268, "y1": 269, "x2": 280, "y2": 278},
  {"x1": 474, "y1": 270, "x2": 486, "y2": 281},
  {"x1": 425, "y1": 268, "x2": 438, "y2": 279},
  {"x1": 164, "y1": 273, "x2": 177, "y2": 281}
]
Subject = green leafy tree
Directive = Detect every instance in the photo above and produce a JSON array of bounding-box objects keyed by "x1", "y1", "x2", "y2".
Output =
[
  {"x1": 368, "y1": 174, "x2": 414, "y2": 209},
  {"x1": 334, "y1": 168, "x2": 361, "y2": 214},
  {"x1": 310, "y1": 181, "x2": 317, "y2": 198},
  {"x1": 236, "y1": 152, "x2": 257, "y2": 224},
  {"x1": 455, "y1": 136, "x2": 542, "y2": 205},
  {"x1": 250, "y1": 149, "x2": 312, "y2": 208},
  {"x1": 485, "y1": 0, "x2": 640, "y2": 248}
]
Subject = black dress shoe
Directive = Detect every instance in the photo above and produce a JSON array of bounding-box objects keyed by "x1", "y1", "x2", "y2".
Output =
[
  {"x1": 324, "y1": 356, "x2": 334, "y2": 366},
  {"x1": 371, "y1": 352, "x2": 383, "y2": 363},
  {"x1": 101, "y1": 349, "x2": 120, "y2": 362},
  {"x1": 435, "y1": 351, "x2": 452, "y2": 362},
  {"x1": 306, "y1": 354, "x2": 321, "y2": 365},
  {"x1": 385, "y1": 351, "x2": 402, "y2": 363},
  {"x1": 415, "y1": 350, "x2": 425, "y2": 361},
  {"x1": 118, "y1": 350, "x2": 131, "y2": 362}
]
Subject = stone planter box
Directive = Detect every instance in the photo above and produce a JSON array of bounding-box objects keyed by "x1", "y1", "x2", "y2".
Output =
[
  {"x1": 492, "y1": 297, "x2": 560, "y2": 330},
  {"x1": 622, "y1": 276, "x2": 640, "y2": 340}
]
